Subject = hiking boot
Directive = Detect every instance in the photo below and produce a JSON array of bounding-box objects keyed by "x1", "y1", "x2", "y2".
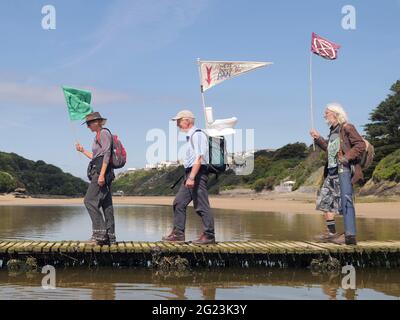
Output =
[
  {"x1": 107, "y1": 234, "x2": 117, "y2": 245},
  {"x1": 84, "y1": 237, "x2": 105, "y2": 246},
  {"x1": 108, "y1": 239, "x2": 117, "y2": 245},
  {"x1": 328, "y1": 233, "x2": 345, "y2": 245},
  {"x1": 329, "y1": 234, "x2": 357, "y2": 245},
  {"x1": 192, "y1": 233, "x2": 216, "y2": 245},
  {"x1": 313, "y1": 231, "x2": 339, "y2": 242},
  {"x1": 162, "y1": 230, "x2": 185, "y2": 242},
  {"x1": 345, "y1": 235, "x2": 357, "y2": 245}
]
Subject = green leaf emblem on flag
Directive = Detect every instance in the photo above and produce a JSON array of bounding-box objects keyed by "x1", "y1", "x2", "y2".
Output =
[{"x1": 62, "y1": 86, "x2": 93, "y2": 121}]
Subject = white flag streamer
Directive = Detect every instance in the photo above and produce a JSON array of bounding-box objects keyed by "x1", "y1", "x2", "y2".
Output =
[{"x1": 199, "y1": 60, "x2": 272, "y2": 92}]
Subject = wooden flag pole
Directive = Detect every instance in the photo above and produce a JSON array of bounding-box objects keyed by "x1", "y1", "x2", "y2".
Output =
[
  {"x1": 197, "y1": 58, "x2": 209, "y2": 129},
  {"x1": 309, "y1": 51, "x2": 316, "y2": 151}
]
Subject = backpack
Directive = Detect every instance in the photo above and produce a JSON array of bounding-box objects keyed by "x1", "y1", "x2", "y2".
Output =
[
  {"x1": 191, "y1": 129, "x2": 227, "y2": 175},
  {"x1": 360, "y1": 138, "x2": 375, "y2": 170},
  {"x1": 340, "y1": 124, "x2": 375, "y2": 171},
  {"x1": 96, "y1": 128, "x2": 127, "y2": 169}
]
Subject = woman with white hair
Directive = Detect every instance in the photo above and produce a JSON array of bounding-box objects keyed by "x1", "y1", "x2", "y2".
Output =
[{"x1": 310, "y1": 103, "x2": 366, "y2": 245}]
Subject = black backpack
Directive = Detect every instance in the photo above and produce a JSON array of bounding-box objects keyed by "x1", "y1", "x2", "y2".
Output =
[{"x1": 190, "y1": 129, "x2": 227, "y2": 175}]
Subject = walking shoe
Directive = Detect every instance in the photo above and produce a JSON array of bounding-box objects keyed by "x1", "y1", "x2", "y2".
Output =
[
  {"x1": 192, "y1": 233, "x2": 216, "y2": 245},
  {"x1": 162, "y1": 230, "x2": 185, "y2": 242},
  {"x1": 345, "y1": 235, "x2": 357, "y2": 245},
  {"x1": 328, "y1": 233, "x2": 356, "y2": 245},
  {"x1": 106, "y1": 234, "x2": 117, "y2": 245},
  {"x1": 108, "y1": 239, "x2": 117, "y2": 245},
  {"x1": 84, "y1": 237, "x2": 105, "y2": 246},
  {"x1": 328, "y1": 233, "x2": 345, "y2": 245},
  {"x1": 313, "y1": 231, "x2": 339, "y2": 242}
]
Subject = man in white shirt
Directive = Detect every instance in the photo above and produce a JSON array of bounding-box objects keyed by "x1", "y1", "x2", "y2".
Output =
[{"x1": 162, "y1": 110, "x2": 215, "y2": 244}]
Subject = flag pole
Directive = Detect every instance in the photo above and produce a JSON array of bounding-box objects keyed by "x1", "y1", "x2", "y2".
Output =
[
  {"x1": 197, "y1": 58, "x2": 209, "y2": 129},
  {"x1": 309, "y1": 51, "x2": 316, "y2": 151},
  {"x1": 69, "y1": 120, "x2": 84, "y2": 160}
]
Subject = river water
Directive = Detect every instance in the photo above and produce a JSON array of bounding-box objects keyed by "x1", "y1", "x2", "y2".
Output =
[{"x1": 0, "y1": 205, "x2": 399, "y2": 300}]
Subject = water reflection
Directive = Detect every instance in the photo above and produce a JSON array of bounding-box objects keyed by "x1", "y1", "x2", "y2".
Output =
[
  {"x1": 0, "y1": 268, "x2": 399, "y2": 300},
  {"x1": 0, "y1": 205, "x2": 399, "y2": 242},
  {"x1": 1, "y1": 205, "x2": 400, "y2": 300}
]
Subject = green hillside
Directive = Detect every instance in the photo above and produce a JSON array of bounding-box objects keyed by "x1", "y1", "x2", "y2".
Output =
[
  {"x1": 113, "y1": 142, "x2": 313, "y2": 195},
  {"x1": 0, "y1": 152, "x2": 88, "y2": 196},
  {"x1": 373, "y1": 149, "x2": 400, "y2": 183}
]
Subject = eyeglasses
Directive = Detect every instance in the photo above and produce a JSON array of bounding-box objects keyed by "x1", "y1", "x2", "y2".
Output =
[{"x1": 86, "y1": 121, "x2": 96, "y2": 127}]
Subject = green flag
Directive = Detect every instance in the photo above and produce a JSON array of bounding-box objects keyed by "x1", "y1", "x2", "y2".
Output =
[{"x1": 62, "y1": 86, "x2": 93, "y2": 121}]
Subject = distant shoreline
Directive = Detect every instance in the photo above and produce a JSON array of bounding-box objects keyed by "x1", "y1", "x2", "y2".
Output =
[{"x1": 1, "y1": 193, "x2": 399, "y2": 220}]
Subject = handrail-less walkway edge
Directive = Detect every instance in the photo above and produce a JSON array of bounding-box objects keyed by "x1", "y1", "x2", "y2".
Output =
[{"x1": 1, "y1": 240, "x2": 399, "y2": 269}]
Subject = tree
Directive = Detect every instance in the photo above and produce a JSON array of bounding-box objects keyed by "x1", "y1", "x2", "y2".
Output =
[
  {"x1": 0, "y1": 171, "x2": 17, "y2": 193},
  {"x1": 372, "y1": 149, "x2": 400, "y2": 183},
  {"x1": 0, "y1": 151, "x2": 88, "y2": 196},
  {"x1": 272, "y1": 142, "x2": 308, "y2": 160},
  {"x1": 364, "y1": 80, "x2": 400, "y2": 180},
  {"x1": 253, "y1": 178, "x2": 266, "y2": 192}
]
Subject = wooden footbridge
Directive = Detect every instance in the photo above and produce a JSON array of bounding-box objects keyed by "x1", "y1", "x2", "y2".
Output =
[{"x1": 1, "y1": 240, "x2": 400, "y2": 269}]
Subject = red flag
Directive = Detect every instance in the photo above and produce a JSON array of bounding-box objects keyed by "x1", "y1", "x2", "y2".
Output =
[{"x1": 311, "y1": 32, "x2": 341, "y2": 60}]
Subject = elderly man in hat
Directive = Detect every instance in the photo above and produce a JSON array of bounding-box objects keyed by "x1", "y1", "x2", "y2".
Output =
[
  {"x1": 75, "y1": 112, "x2": 116, "y2": 245},
  {"x1": 162, "y1": 110, "x2": 216, "y2": 244}
]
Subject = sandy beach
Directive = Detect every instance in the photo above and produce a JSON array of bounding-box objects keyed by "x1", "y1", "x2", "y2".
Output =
[{"x1": 0, "y1": 193, "x2": 399, "y2": 220}]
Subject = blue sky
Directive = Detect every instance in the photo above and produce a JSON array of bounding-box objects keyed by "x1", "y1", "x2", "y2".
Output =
[{"x1": 0, "y1": 0, "x2": 399, "y2": 179}]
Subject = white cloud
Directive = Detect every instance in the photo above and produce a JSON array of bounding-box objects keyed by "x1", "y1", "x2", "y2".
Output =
[
  {"x1": 0, "y1": 119, "x2": 30, "y2": 130},
  {"x1": 0, "y1": 81, "x2": 131, "y2": 106},
  {"x1": 0, "y1": 80, "x2": 191, "y2": 108}
]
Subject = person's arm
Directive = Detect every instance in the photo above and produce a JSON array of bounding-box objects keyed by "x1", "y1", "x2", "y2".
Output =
[
  {"x1": 185, "y1": 132, "x2": 207, "y2": 188},
  {"x1": 97, "y1": 130, "x2": 112, "y2": 187},
  {"x1": 185, "y1": 157, "x2": 202, "y2": 188},
  {"x1": 98, "y1": 161, "x2": 109, "y2": 187},
  {"x1": 310, "y1": 130, "x2": 328, "y2": 151},
  {"x1": 76, "y1": 143, "x2": 93, "y2": 159},
  {"x1": 315, "y1": 136, "x2": 328, "y2": 151},
  {"x1": 341, "y1": 124, "x2": 366, "y2": 163}
]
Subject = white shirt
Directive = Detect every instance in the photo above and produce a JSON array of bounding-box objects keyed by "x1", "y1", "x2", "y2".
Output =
[{"x1": 184, "y1": 126, "x2": 209, "y2": 169}]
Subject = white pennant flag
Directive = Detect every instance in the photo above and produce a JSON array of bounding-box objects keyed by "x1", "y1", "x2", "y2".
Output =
[{"x1": 199, "y1": 60, "x2": 272, "y2": 92}]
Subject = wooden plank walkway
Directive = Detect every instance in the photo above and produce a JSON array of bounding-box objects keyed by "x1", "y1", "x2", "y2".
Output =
[{"x1": 1, "y1": 240, "x2": 400, "y2": 268}]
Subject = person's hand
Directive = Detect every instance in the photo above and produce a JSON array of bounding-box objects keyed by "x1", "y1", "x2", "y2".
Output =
[
  {"x1": 309, "y1": 129, "x2": 320, "y2": 139},
  {"x1": 185, "y1": 176, "x2": 195, "y2": 189},
  {"x1": 98, "y1": 174, "x2": 106, "y2": 187},
  {"x1": 75, "y1": 143, "x2": 84, "y2": 153},
  {"x1": 338, "y1": 155, "x2": 349, "y2": 165}
]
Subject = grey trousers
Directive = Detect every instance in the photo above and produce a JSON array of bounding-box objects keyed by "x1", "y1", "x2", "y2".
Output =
[
  {"x1": 84, "y1": 174, "x2": 115, "y2": 242},
  {"x1": 173, "y1": 170, "x2": 215, "y2": 237}
]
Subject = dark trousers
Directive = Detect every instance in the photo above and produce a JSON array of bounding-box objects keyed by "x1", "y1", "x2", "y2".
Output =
[
  {"x1": 173, "y1": 168, "x2": 215, "y2": 237},
  {"x1": 84, "y1": 174, "x2": 115, "y2": 242}
]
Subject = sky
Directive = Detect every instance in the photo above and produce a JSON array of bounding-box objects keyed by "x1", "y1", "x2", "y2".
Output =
[{"x1": 0, "y1": 0, "x2": 399, "y2": 179}]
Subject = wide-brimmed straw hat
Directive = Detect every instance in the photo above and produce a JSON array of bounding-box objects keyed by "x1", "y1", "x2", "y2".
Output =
[{"x1": 82, "y1": 112, "x2": 107, "y2": 125}]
